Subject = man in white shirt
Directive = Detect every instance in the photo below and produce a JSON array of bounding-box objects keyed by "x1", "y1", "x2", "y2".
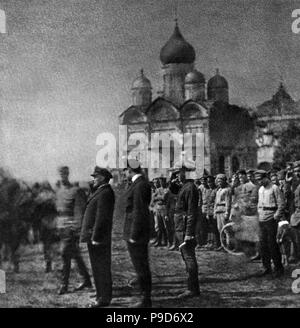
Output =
[{"x1": 255, "y1": 170, "x2": 285, "y2": 278}]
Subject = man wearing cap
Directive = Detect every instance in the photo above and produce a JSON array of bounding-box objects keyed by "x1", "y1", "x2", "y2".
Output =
[
  {"x1": 277, "y1": 170, "x2": 293, "y2": 221},
  {"x1": 255, "y1": 170, "x2": 285, "y2": 278},
  {"x1": 196, "y1": 174, "x2": 213, "y2": 249},
  {"x1": 80, "y1": 166, "x2": 115, "y2": 307},
  {"x1": 55, "y1": 166, "x2": 91, "y2": 295},
  {"x1": 173, "y1": 166, "x2": 200, "y2": 298},
  {"x1": 214, "y1": 174, "x2": 232, "y2": 251},
  {"x1": 123, "y1": 159, "x2": 152, "y2": 308}
]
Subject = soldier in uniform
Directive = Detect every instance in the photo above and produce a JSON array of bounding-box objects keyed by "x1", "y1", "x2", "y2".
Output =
[
  {"x1": 255, "y1": 170, "x2": 285, "y2": 278},
  {"x1": 214, "y1": 174, "x2": 232, "y2": 251},
  {"x1": 195, "y1": 174, "x2": 209, "y2": 248},
  {"x1": 173, "y1": 166, "x2": 200, "y2": 298},
  {"x1": 55, "y1": 166, "x2": 91, "y2": 295}
]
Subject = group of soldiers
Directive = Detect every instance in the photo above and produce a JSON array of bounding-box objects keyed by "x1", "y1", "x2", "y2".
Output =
[
  {"x1": 1, "y1": 159, "x2": 300, "y2": 308},
  {"x1": 149, "y1": 160, "x2": 300, "y2": 280}
]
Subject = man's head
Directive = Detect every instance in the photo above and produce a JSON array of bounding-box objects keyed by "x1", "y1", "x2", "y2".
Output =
[
  {"x1": 91, "y1": 166, "x2": 112, "y2": 189},
  {"x1": 293, "y1": 161, "x2": 300, "y2": 178},
  {"x1": 254, "y1": 170, "x2": 269, "y2": 187},
  {"x1": 277, "y1": 170, "x2": 286, "y2": 185},
  {"x1": 237, "y1": 169, "x2": 247, "y2": 184},
  {"x1": 58, "y1": 166, "x2": 70, "y2": 184},
  {"x1": 207, "y1": 176, "x2": 215, "y2": 189},
  {"x1": 124, "y1": 159, "x2": 142, "y2": 180},
  {"x1": 231, "y1": 174, "x2": 239, "y2": 187},
  {"x1": 216, "y1": 174, "x2": 227, "y2": 188},
  {"x1": 270, "y1": 171, "x2": 279, "y2": 186},
  {"x1": 246, "y1": 169, "x2": 255, "y2": 183}
]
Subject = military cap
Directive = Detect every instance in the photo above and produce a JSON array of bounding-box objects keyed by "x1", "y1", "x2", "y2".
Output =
[
  {"x1": 216, "y1": 173, "x2": 227, "y2": 181},
  {"x1": 269, "y1": 170, "x2": 278, "y2": 177},
  {"x1": 293, "y1": 161, "x2": 300, "y2": 169},
  {"x1": 277, "y1": 170, "x2": 286, "y2": 180},
  {"x1": 91, "y1": 166, "x2": 113, "y2": 180},
  {"x1": 237, "y1": 169, "x2": 247, "y2": 175},
  {"x1": 246, "y1": 169, "x2": 255, "y2": 174},
  {"x1": 58, "y1": 166, "x2": 69, "y2": 173},
  {"x1": 173, "y1": 159, "x2": 196, "y2": 172},
  {"x1": 254, "y1": 169, "x2": 268, "y2": 178}
]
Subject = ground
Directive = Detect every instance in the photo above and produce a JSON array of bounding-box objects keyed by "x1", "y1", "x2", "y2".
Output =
[{"x1": 0, "y1": 191, "x2": 300, "y2": 308}]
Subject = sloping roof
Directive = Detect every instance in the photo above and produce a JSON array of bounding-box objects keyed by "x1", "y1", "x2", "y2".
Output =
[
  {"x1": 256, "y1": 83, "x2": 299, "y2": 117},
  {"x1": 180, "y1": 100, "x2": 208, "y2": 119},
  {"x1": 119, "y1": 106, "x2": 148, "y2": 124}
]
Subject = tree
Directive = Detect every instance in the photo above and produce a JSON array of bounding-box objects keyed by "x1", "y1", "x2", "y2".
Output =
[{"x1": 273, "y1": 122, "x2": 300, "y2": 167}]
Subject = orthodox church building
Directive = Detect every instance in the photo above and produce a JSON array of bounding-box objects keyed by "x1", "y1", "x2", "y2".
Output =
[{"x1": 119, "y1": 21, "x2": 299, "y2": 179}]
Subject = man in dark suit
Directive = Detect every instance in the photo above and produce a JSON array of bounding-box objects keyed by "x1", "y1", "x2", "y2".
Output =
[
  {"x1": 123, "y1": 159, "x2": 152, "y2": 308},
  {"x1": 173, "y1": 166, "x2": 200, "y2": 298},
  {"x1": 80, "y1": 166, "x2": 115, "y2": 308}
]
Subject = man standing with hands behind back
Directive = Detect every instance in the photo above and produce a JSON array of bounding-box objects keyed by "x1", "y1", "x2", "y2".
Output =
[
  {"x1": 81, "y1": 166, "x2": 115, "y2": 308},
  {"x1": 123, "y1": 159, "x2": 152, "y2": 308}
]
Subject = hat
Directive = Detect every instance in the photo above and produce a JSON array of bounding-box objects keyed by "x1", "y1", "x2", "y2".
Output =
[
  {"x1": 91, "y1": 166, "x2": 113, "y2": 180},
  {"x1": 246, "y1": 169, "x2": 255, "y2": 175},
  {"x1": 269, "y1": 170, "x2": 278, "y2": 178},
  {"x1": 237, "y1": 169, "x2": 247, "y2": 175},
  {"x1": 173, "y1": 160, "x2": 196, "y2": 172},
  {"x1": 254, "y1": 169, "x2": 268, "y2": 178},
  {"x1": 293, "y1": 161, "x2": 300, "y2": 171},
  {"x1": 216, "y1": 173, "x2": 227, "y2": 181},
  {"x1": 58, "y1": 166, "x2": 69, "y2": 174},
  {"x1": 277, "y1": 170, "x2": 286, "y2": 180}
]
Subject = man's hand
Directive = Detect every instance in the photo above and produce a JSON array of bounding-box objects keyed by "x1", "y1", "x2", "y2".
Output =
[
  {"x1": 91, "y1": 240, "x2": 101, "y2": 246},
  {"x1": 129, "y1": 238, "x2": 137, "y2": 244},
  {"x1": 184, "y1": 236, "x2": 194, "y2": 242}
]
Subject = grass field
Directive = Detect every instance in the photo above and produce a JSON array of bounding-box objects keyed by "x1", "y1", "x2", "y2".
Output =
[{"x1": 1, "y1": 191, "x2": 300, "y2": 308}]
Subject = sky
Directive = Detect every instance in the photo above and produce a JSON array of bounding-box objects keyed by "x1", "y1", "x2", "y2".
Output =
[{"x1": 0, "y1": 0, "x2": 300, "y2": 183}]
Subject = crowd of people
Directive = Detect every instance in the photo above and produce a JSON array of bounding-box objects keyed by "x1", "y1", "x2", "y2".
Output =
[{"x1": 1, "y1": 159, "x2": 300, "y2": 308}]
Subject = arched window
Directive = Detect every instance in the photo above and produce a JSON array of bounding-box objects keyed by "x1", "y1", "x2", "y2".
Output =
[
  {"x1": 232, "y1": 156, "x2": 240, "y2": 173},
  {"x1": 219, "y1": 155, "x2": 225, "y2": 173}
]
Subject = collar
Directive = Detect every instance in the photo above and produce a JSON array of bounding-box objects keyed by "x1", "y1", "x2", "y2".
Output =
[{"x1": 132, "y1": 174, "x2": 142, "y2": 183}]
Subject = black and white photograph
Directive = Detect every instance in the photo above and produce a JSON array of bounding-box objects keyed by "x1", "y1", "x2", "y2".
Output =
[{"x1": 1, "y1": 0, "x2": 300, "y2": 310}]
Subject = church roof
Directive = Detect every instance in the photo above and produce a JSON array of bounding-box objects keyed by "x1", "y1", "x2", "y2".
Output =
[
  {"x1": 131, "y1": 69, "x2": 151, "y2": 89},
  {"x1": 119, "y1": 106, "x2": 148, "y2": 124},
  {"x1": 256, "y1": 83, "x2": 299, "y2": 117},
  {"x1": 160, "y1": 23, "x2": 195, "y2": 65},
  {"x1": 185, "y1": 70, "x2": 205, "y2": 84},
  {"x1": 207, "y1": 69, "x2": 228, "y2": 89}
]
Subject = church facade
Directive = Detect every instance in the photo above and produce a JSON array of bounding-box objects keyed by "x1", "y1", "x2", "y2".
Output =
[{"x1": 119, "y1": 22, "x2": 298, "y2": 180}]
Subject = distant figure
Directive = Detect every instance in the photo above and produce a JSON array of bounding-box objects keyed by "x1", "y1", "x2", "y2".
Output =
[
  {"x1": 55, "y1": 166, "x2": 91, "y2": 295},
  {"x1": 81, "y1": 167, "x2": 115, "y2": 308}
]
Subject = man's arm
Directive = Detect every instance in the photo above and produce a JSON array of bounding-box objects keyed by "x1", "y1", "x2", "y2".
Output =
[
  {"x1": 130, "y1": 182, "x2": 151, "y2": 242},
  {"x1": 274, "y1": 186, "x2": 285, "y2": 221}
]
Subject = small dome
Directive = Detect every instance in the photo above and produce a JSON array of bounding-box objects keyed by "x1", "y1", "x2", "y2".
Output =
[
  {"x1": 185, "y1": 70, "x2": 205, "y2": 84},
  {"x1": 160, "y1": 23, "x2": 195, "y2": 65},
  {"x1": 132, "y1": 69, "x2": 152, "y2": 89},
  {"x1": 207, "y1": 69, "x2": 228, "y2": 89}
]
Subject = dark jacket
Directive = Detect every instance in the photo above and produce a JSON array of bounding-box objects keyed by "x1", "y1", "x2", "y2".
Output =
[
  {"x1": 80, "y1": 184, "x2": 115, "y2": 244},
  {"x1": 123, "y1": 175, "x2": 152, "y2": 244},
  {"x1": 174, "y1": 180, "x2": 199, "y2": 243}
]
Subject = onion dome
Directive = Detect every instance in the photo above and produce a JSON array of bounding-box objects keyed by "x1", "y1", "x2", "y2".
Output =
[
  {"x1": 185, "y1": 69, "x2": 205, "y2": 84},
  {"x1": 160, "y1": 22, "x2": 195, "y2": 65},
  {"x1": 131, "y1": 69, "x2": 152, "y2": 89},
  {"x1": 207, "y1": 68, "x2": 228, "y2": 89}
]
